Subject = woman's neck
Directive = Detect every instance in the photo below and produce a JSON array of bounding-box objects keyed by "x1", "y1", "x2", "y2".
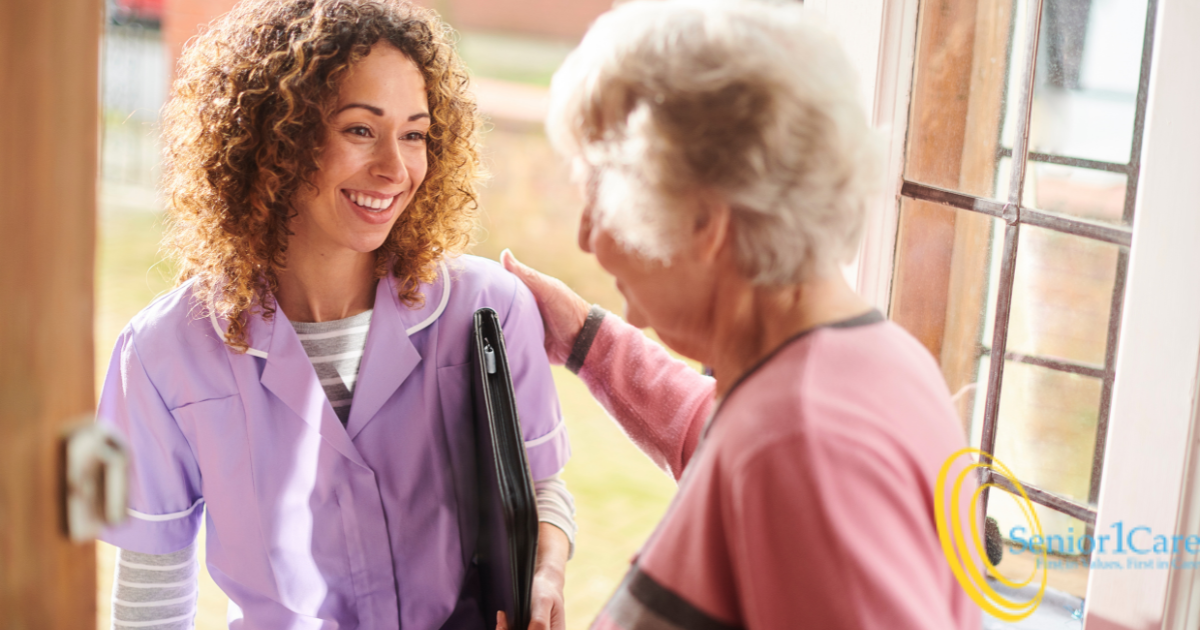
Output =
[
  {"x1": 706, "y1": 272, "x2": 874, "y2": 399},
  {"x1": 275, "y1": 246, "x2": 378, "y2": 323}
]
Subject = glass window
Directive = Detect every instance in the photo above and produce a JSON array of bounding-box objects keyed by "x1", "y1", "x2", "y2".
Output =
[{"x1": 891, "y1": 0, "x2": 1157, "y2": 618}]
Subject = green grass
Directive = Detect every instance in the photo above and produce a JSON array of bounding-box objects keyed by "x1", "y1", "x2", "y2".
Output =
[
  {"x1": 95, "y1": 126, "x2": 675, "y2": 629},
  {"x1": 94, "y1": 202, "x2": 174, "y2": 387},
  {"x1": 553, "y1": 369, "x2": 675, "y2": 626}
]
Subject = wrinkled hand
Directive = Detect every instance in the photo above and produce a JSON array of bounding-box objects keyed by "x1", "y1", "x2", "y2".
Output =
[{"x1": 501, "y1": 249, "x2": 590, "y2": 366}]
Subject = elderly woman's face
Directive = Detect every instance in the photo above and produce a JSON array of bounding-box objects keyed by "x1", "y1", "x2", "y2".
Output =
[
  {"x1": 291, "y1": 44, "x2": 430, "y2": 255},
  {"x1": 579, "y1": 193, "x2": 720, "y2": 356}
]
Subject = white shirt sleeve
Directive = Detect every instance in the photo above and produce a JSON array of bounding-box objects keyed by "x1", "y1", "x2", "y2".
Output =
[{"x1": 534, "y1": 473, "x2": 577, "y2": 559}]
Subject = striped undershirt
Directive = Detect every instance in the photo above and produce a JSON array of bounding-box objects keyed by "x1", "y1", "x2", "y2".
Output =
[
  {"x1": 111, "y1": 545, "x2": 198, "y2": 629},
  {"x1": 291, "y1": 309, "x2": 373, "y2": 425}
]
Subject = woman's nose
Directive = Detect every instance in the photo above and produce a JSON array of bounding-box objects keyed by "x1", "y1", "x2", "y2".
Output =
[{"x1": 371, "y1": 138, "x2": 408, "y2": 183}]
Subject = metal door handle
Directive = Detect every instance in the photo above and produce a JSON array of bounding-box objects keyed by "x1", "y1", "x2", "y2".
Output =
[{"x1": 63, "y1": 421, "x2": 128, "y2": 542}]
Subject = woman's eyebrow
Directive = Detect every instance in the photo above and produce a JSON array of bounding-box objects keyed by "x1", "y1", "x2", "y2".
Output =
[
  {"x1": 336, "y1": 103, "x2": 385, "y2": 116},
  {"x1": 334, "y1": 103, "x2": 430, "y2": 122}
]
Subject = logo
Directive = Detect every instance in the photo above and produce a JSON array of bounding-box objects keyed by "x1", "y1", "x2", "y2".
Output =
[{"x1": 935, "y1": 448, "x2": 1047, "y2": 621}]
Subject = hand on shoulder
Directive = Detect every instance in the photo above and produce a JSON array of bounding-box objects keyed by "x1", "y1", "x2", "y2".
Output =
[{"x1": 500, "y1": 250, "x2": 590, "y2": 366}]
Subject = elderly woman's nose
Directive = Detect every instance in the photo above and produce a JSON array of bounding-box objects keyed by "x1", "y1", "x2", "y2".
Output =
[{"x1": 578, "y1": 205, "x2": 595, "y2": 253}]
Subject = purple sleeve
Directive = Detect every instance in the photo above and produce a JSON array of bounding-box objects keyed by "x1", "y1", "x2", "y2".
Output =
[
  {"x1": 501, "y1": 277, "x2": 571, "y2": 480},
  {"x1": 96, "y1": 329, "x2": 204, "y2": 554}
]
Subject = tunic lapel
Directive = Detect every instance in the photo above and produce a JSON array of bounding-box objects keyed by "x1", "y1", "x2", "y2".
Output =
[
  {"x1": 256, "y1": 307, "x2": 371, "y2": 470},
  {"x1": 344, "y1": 273, "x2": 430, "y2": 440}
]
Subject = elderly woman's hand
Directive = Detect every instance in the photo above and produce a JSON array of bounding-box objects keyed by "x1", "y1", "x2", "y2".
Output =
[{"x1": 502, "y1": 249, "x2": 590, "y2": 366}]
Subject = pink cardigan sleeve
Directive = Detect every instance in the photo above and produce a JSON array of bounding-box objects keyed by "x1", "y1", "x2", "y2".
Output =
[{"x1": 575, "y1": 315, "x2": 716, "y2": 480}]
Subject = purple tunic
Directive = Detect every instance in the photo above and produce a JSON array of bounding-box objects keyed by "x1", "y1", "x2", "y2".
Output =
[{"x1": 97, "y1": 255, "x2": 570, "y2": 629}]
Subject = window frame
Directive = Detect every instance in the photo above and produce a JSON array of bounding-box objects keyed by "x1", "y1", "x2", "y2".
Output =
[{"x1": 817, "y1": 0, "x2": 1200, "y2": 624}]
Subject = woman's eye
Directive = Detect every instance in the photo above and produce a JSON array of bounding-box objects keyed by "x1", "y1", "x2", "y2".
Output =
[
  {"x1": 404, "y1": 131, "x2": 429, "y2": 142},
  {"x1": 346, "y1": 126, "x2": 371, "y2": 138}
]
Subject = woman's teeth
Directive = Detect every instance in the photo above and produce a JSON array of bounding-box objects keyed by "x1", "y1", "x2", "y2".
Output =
[{"x1": 348, "y1": 191, "x2": 395, "y2": 211}]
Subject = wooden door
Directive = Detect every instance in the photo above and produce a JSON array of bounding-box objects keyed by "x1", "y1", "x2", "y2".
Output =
[{"x1": 0, "y1": 0, "x2": 102, "y2": 627}]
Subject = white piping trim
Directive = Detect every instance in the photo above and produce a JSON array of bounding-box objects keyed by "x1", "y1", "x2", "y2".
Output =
[
  {"x1": 208, "y1": 260, "x2": 450, "y2": 357},
  {"x1": 208, "y1": 310, "x2": 269, "y2": 359},
  {"x1": 118, "y1": 560, "x2": 195, "y2": 571},
  {"x1": 114, "y1": 594, "x2": 197, "y2": 608},
  {"x1": 127, "y1": 498, "x2": 205, "y2": 522},
  {"x1": 406, "y1": 260, "x2": 451, "y2": 336},
  {"x1": 524, "y1": 421, "x2": 566, "y2": 448},
  {"x1": 113, "y1": 612, "x2": 195, "y2": 627}
]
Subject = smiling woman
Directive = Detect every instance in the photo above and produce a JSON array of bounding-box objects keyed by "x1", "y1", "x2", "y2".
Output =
[
  {"x1": 280, "y1": 44, "x2": 433, "y2": 321},
  {"x1": 159, "y1": 0, "x2": 479, "y2": 349},
  {"x1": 96, "y1": 1, "x2": 575, "y2": 629}
]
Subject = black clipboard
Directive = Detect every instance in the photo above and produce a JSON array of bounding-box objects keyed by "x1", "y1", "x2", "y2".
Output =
[{"x1": 472, "y1": 307, "x2": 539, "y2": 629}]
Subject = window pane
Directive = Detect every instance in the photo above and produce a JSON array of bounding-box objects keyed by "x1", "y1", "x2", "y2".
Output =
[
  {"x1": 904, "y1": 0, "x2": 1023, "y2": 199},
  {"x1": 993, "y1": 361, "x2": 1101, "y2": 505},
  {"x1": 890, "y1": 197, "x2": 1001, "y2": 431},
  {"x1": 1022, "y1": 0, "x2": 1150, "y2": 166},
  {"x1": 1025, "y1": 160, "x2": 1128, "y2": 225},
  {"x1": 987, "y1": 488, "x2": 1090, "y2": 600},
  {"x1": 1007, "y1": 224, "x2": 1120, "y2": 367}
]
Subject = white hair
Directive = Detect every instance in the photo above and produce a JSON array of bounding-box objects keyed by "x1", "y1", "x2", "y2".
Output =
[{"x1": 547, "y1": 0, "x2": 881, "y2": 284}]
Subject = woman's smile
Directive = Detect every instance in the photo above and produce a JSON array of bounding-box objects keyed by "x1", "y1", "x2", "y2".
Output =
[
  {"x1": 343, "y1": 189, "x2": 397, "y2": 211},
  {"x1": 342, "y1": 188, "x2": 401, "y2": 225}
]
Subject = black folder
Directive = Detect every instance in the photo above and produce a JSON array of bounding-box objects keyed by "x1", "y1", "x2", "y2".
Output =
[{"x1": 472, "y1": 307, "x2": 539, "y2": 630}]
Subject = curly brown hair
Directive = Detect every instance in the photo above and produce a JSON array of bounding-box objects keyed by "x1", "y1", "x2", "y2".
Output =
[{"x1": 161, "y1": 0, "x2": 480, "y2": 352}]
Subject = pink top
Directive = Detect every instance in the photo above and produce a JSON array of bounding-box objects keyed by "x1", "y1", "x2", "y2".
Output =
[{"x1": 577, "y1": 311, "x2": 979, "y2": 630}]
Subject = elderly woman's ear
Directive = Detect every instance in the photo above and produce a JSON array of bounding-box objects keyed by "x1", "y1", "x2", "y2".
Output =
[{"x1": 690, "y1": 195, "x2": 732, "y2": 267}]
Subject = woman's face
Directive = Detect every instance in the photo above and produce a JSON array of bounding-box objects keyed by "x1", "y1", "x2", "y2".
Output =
[
  {"x1": 290, "y1": 44, "x2": 430, "y2": 256},
  {"x1": 578, "y1": 192, "x2": 720, "y2": 360}
]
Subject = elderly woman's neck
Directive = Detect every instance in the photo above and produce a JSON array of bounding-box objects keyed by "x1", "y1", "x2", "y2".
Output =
[
  {"x1": 708, "y1": 272, "x2": 873, "y2": 399},
  {"x1": 276, "y1": 248, "x2": 378, "y2": 323}
]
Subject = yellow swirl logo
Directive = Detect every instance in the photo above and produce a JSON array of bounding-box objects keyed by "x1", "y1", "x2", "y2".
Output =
[{"x1": 935, "y1": 448, "x2": 1047, "y2": 621}]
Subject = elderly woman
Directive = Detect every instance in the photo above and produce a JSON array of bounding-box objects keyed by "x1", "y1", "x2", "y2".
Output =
[
  {"x1": 96, "y1": 1, "x2": 573, "y2": 628},
  {"x1": 501, "y1": 1, "x2": 979, "y2": 628}
]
